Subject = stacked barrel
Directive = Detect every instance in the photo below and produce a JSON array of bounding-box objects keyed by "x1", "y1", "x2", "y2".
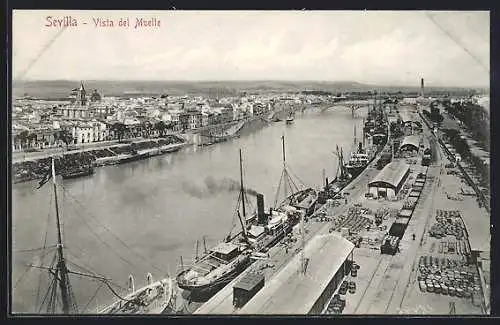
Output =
[{"x1": 417, "y1": 255, "x2": 482, "y2": 304}]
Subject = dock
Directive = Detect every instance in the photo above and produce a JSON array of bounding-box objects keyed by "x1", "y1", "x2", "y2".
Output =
[{"x1": 190, "y1": 103, "x2": 490, "y2": 315}]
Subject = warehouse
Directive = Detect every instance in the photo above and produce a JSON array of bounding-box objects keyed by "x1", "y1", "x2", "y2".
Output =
[
  {"x1": 368, "y1": 161, "x2": 410, "y2": 200},
  {"x1": 235, "y1": 234, "x2": 354, "y2": 314},
  {"x1": 399, "y1": 135, "x2": 422, "y2": 154}
]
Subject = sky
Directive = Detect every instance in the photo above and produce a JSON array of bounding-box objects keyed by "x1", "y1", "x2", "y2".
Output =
[{"x1": 12, "y1": 10, "x2": 490, "y2": 87}]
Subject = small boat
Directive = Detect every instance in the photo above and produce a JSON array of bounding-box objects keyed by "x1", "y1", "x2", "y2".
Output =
[
  {"x1": 285, "y1": 112, "x2": 295, "y2": 124},
  {"x1": 98, "y1": 274, "x2": 176, "y2": 314},
  {"x1": 62, "y1": 166, "x2": 95, "y2": 179}
]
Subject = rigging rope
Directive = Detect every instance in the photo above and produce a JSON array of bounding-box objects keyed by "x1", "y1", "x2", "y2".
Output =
[
  {"x1": 60, "y1": 184, "x2": 165, "y2": 274},
  {"x1": 61, "y1": 192, "x2": 147, "y2": 275},
  {"x1": 82, "y1": 280, "x2": 105, "y2": 313},
  {"x1": 38, "y1": 272, "x2": 56, "y2": 313},
  {"x1": 35, "y1": 251, "x2": 58, "y2": 311},
  {"x1": 64, "y1": 257, "x2": 126, "y2": 292},
  {"x1": 14, "y1": 246, "x2": 57, "y2": 290}
]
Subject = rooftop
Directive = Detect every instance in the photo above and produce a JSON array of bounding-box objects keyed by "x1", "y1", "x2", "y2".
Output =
[
  {"x1": 238, "y1": 234, "x2": 353, "y2": 314},
  {"x1": 368, "y1": 160, "x2": 410, "y2": 190},
  {"x1": 400, "y1": 135, "x2": 422, "y2": 151}
]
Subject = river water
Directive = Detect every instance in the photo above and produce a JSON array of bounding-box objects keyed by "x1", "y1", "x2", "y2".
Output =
[{"x1": 12, "y1": 105, "x2": 368, "y2": 313}]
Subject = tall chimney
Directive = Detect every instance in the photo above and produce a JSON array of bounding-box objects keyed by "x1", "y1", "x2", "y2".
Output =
[
  {"x1": 257, "y1": 194, "x2": 266, "y2": 224},
  {"x1": 421, "y1": 78, "x2": 425, "y2": 97}
]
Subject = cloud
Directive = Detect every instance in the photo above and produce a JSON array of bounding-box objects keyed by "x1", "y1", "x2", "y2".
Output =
[{"x1": 12, "y1": 10, "x2": 489, "y2": 87}]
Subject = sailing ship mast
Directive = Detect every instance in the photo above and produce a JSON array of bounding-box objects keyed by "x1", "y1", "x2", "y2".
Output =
[
  {"x1": 238, "y1": 149, "x2": 249, "y2": 242},
  {"x1": 282, "y1": 135, "x2": 288, "y2": 200},
  {"x1": 51, "y1": 157, "x2": 77, "y2": 314}
]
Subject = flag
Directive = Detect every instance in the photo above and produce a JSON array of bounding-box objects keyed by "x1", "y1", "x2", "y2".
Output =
[{"x1": 37, "y1": 169, "x2": 53, "y2": 189}]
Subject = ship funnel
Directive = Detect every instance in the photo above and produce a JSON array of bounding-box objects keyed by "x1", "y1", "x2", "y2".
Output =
[
  {"x1": 257, "y1": 194, "x2": 266, "y2": 224},
  {"x1": 358, "y1": 142, "x2": 363, "y2": 152},
  {"x1": 147, "y1": 272, "x2": 153, "y2": 285},
  {"x1": 325, "y1": 177, "x2": 329, "y2": 192},
  {"x1": 128, "y1": 274, "x2": 135, "y2": 293}
]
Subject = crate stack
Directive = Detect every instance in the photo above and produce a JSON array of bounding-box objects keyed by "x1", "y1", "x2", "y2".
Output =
[
  {"x1": 429, "y1": 210, "x2": 466, "y2": 241},
  {"x1": 417, "y1": 255, "x2": 482, "y2": 302}
]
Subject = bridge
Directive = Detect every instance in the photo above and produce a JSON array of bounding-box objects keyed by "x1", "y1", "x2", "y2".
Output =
[{"x1": 327, "y1": 100, "x2": 373, "y2": 117}]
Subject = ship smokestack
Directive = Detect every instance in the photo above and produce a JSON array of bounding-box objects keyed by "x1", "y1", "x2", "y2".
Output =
[
  {"x1": 257, "y1": 194, "x2": 266, "y2": 224},
  {"x1": 325, "y1": 177, "x2": 329, "y2": 191},
  {"x1": 421, "y1": 78, "x2": 425, "y2": 97}
]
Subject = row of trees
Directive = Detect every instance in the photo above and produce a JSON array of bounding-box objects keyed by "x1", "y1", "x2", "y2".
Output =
[
  {"x1": 441, "y1": 100, "x2": 489, "y2": 151},
  {"x1": 109, "y1": 120, "x2": 174, "y2": 143},
  {"x1": 442, "y1": 128, "x2": 490, "y2": 189},
  {"x1": 14, "y1": 121, "x2": 175, "y2": 151}
]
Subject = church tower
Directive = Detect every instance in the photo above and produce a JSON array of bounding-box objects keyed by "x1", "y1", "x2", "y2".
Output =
[{"x1": 77, "y1": 81, "x2": 87, "y2": 106}]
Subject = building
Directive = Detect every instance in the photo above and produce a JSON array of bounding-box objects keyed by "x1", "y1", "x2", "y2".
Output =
[
  {"x1": 188, "y1": 111, "x2": 203, "y2": 129},
  {"x1": 219, "y1": 107, "x2": 234, "y2": 123},
  {"x1": 202, "y1": 112, "x2": 217, "y2": 127},
  {"x1": 399, "y1": 135, "x2": 422, "y2": 154},
  {"x1": 61, "y1": 82, "x2": 103, "y2": 119},
  {"x1": 195, "y1": 234, "x2": 354, "y2": 314},
  {"x1": 368, "y1": 160, "x2": 410, "y2": 200}
]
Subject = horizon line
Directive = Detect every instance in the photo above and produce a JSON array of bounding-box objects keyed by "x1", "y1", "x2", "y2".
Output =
[{"x1": 12, "y1": 79, "x2": 489, "y2": 89}]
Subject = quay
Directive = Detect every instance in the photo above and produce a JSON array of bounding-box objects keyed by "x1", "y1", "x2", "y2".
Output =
[{"x1": 191, "y1": 103, "x2": 490, "y2": 315}]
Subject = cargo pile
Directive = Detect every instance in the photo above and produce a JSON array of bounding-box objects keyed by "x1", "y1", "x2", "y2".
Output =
[
  {"x1": 330, "y1": 214, "x2": 371, "y2": 234},
  {"x1": 325, "y1": 294, "x2": 346, "y2": 314},
  {"x1": 428, "y1": 210, "x2": 466, "y2": 240},
  {"x1": 402, "y1": 200, "x2": 416, "y2": 210},
  {"x1": 417, "y1": 255, "x2": 482, "y2": 302},
  {"x1": 380, "y1": 235, "x2": 400, "y2": 255},
  {"x1": 437, "y1": 239, "x2": 471, "y2": 256}
]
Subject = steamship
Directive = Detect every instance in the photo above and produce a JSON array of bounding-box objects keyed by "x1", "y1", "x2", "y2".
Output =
[
  {"x1": 177, "y1": 140, "x2": 318, "y2": 297},
  {"x1": 175, "y1": 150, "x2": 256, "y2": 296},
  {"x1": 343, "y1": 94, "x2": 388, "y2": 179}
]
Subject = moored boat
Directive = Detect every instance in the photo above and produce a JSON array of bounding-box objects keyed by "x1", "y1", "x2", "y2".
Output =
[
  {"x1": 62, "y1": 166, "x2": 95, "y2": 179},
  {"x1": 176, "y1": 149, "x2": 256, "y2": 297}
]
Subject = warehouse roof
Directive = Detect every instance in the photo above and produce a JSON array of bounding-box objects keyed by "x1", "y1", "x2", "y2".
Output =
[
  {"x1": 368, "y1": 160, "x2": 410, "y2": 190},
  {"x1": 236, "y1": 234, "x2": 354, "y2": 314},
  {"x1": 400, "y1": 135, "x2": 421, "y2": 151}
]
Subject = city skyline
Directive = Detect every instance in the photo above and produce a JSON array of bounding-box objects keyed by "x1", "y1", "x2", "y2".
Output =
[{"x1": 13, "y1": 10, "x2": 490, "y2": 87}]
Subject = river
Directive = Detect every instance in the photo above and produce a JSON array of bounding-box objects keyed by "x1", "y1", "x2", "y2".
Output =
[{"x1": 12, "y1": 105, "x2": 368, "y2": 313}]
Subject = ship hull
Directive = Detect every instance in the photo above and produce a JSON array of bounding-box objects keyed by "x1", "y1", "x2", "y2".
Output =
[
  {"x1": 176, "y1": 256, "x2": 253, "y2": 297},
  {"x1": 62, "y1": 168, "x2": 94, "y2": 179},
  {"x1": 345, "y1": 165, "x2": 366, "y2": 179}
]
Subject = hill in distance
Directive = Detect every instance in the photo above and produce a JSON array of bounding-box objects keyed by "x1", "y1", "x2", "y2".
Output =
[{"x1": 12, "y1": 80, "x2": 484, "y2": 99}]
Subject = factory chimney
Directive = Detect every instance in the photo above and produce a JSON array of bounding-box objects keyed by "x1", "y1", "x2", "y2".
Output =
[
  {"x1": 421, "y1": 78, "x2": 425, "y2": 98},
  {"x1": 257, "y1": 194, "x2": 266, "y2": 224}
]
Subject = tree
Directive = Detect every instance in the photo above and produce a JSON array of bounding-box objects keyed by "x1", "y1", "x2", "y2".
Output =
[
  {"x1": 111, "y1": 123, "x2": 128, "y2": 142},
  {"x1": 155, "y1": 121, "x2": 167, "y2": 137},
  {"x1": 18, "y1": 131, "x2": 29, "y2": 150},
  {"x1": 142, "y1": 121, "x2": 153, "y2": 138},
  {"x1": 54, "y1": 129, "x2": 74, "y2": 150}
]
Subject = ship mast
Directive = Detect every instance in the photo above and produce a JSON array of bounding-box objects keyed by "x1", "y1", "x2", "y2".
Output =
[
  {"x1": 282, "y1": 135, "x2": 288, "y2": 200},
  {"x1": 238, "y1": 149, "x2": 249, "y2": 242},
  {"x1": 239, "y1": 149, "x2": 247, "y2": 223},
  {"x1": 51, "y1": 158, "x2": 75, "y2": 314}
]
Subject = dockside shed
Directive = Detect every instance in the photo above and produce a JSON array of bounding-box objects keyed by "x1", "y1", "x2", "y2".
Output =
[
  {"x1": 399, "y1": 135, "x2": 422, "y2": 153},
  {"x1": 368, "y1": 161, "x2": 410, "y2": 200},
  {"x1": 236, "y1": 234, "x2": 354, "y2": 315}
]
